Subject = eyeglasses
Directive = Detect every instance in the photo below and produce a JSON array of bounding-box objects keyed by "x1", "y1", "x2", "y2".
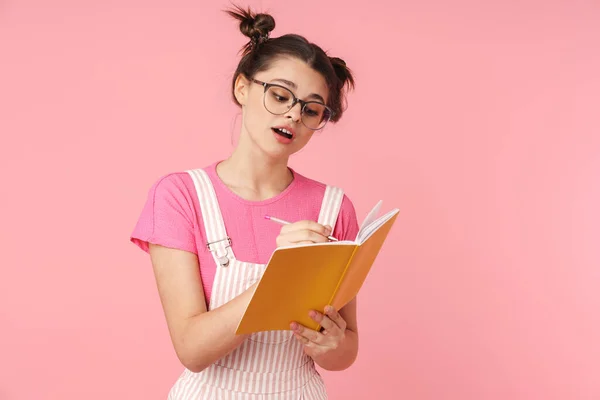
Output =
[{"x1": 251, "y1": 79, "x2": 334, "y2": 130}]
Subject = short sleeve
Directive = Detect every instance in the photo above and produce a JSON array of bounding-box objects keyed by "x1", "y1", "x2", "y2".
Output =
[
  {"x1": 334, "y1": 194, "x2": 360, "y2": 242},
  {"x1": 130, "y1": 173, "x2": 198, "y2": 255}
]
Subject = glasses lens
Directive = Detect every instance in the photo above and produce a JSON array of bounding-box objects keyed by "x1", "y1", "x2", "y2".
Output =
[
  {"x1": 301, "y1": 103, "x2": 331, "y2": 130},
  {"x1": 264, "y1": 86, "x2": 294, "y2": 115},
  {"x1": 264, "y1": 85, "x2": 332, "y2": 130}
]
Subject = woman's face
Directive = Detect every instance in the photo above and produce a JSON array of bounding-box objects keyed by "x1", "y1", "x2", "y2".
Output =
[{"x1": 234, "y1": 56, "x2": 330, "y2": 160}]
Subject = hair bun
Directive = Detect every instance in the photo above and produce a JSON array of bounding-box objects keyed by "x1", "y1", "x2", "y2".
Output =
[
  {"x1": 227, "y1": 5, "x2": 275, "y2": 44},
  {"x1": 330, "y1": 57, "x2": 346, "y2": 66},
  {"x1": 329, "y1": 56, "x2": 355, "y2": 91}
]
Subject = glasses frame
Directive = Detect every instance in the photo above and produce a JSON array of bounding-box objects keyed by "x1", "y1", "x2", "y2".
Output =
[{"x1": 251, "y1": 78, "x2": 334, "y2": 130}]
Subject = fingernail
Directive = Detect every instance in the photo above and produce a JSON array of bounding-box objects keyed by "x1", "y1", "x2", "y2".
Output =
[
  {"x1": 309, "y1": 310, "x2": 317, "y2": 318},
  {"x1": 325, "y1": 305, "x2": 334, "y2": 313},
  {"x1": 290, "y1": 322, "x2": 298, "y2": 330}
]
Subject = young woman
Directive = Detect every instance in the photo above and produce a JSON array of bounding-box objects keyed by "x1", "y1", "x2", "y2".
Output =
[{"x1": 131, "y1": 6, "x2": 359, "y2": 399}]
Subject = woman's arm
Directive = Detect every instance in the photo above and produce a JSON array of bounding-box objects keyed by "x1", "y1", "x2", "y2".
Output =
[{"x1": 149, "y1": 243, "x2": 256, "y2": 373}]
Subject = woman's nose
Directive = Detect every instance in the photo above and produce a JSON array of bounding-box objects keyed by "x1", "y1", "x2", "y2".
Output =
[{"x1": 284, "y1": 102, "x2": 302, "y2": 122}]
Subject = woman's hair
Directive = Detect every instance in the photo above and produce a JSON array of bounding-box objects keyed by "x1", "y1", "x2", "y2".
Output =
[{"x1": 226, "y1": 5, "x2": 355, "y2": 123}]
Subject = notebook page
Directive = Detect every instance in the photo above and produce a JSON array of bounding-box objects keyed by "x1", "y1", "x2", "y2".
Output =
[
  {"x1": 355, "y1": 200, "x2": 383, "y2": 240},
  {"x1": 356, "y1": 209, "x2": 399, "y2": 244}
]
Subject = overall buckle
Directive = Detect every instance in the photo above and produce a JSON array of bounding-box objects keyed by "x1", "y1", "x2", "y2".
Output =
[{"x1": 206, "y1": 237, "x2": 232, "y2": 267}]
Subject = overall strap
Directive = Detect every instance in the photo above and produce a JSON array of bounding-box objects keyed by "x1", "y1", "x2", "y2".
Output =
[
  {"x1": 187, "y1": 168, "x2": 236, "y2": 267},
  {"x1": 317, "y1": 185, "x2": 344, "y2": 232}
]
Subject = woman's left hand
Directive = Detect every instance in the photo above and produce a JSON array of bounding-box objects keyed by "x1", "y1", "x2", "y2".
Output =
[{"x1": 290, "y1": 305, "x2": 347, "y2": 358}]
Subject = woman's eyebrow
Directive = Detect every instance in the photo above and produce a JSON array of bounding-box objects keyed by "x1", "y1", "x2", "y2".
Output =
[{"x1": 271, "y1": 78, "x2": 326, "y2": 103}]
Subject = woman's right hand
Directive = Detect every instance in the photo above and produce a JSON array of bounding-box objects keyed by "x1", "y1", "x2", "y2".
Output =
[{"x1": 275, "y1": 220, "x2": 332, "y2": 247}]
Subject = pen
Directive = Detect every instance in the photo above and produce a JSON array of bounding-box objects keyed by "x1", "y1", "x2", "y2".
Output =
[{"x1": 264, "y1": 215, "x2": 338, "y2": 241}]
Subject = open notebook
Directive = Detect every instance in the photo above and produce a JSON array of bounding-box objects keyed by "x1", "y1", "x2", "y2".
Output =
[{"x1": 235, "y1": 201, "x2": 399, "y2": 335}]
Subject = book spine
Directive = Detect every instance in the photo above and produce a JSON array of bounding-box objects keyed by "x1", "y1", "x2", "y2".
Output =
[{"x1": 326, "y1": 245, "x2": 359, "y2": 311}]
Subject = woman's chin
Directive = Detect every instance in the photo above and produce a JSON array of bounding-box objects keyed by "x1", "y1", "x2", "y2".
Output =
[{"x1": 259, "y1": 142, "x2": 298, "y2": 160}]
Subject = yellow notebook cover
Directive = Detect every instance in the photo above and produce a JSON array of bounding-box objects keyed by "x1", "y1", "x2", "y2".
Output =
[{"x1": 235, "y1": 201, "x2": 399, "y2": 335}]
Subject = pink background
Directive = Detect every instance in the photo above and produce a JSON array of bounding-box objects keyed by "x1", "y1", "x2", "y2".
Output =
[{"x1": 1, "y1": 0, "x2": 599, "y2": 399}]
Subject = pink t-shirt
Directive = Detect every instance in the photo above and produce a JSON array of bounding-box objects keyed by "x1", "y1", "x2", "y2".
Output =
[{"x1": 130, "y1": 161, "x2": 359, "y2": 305}]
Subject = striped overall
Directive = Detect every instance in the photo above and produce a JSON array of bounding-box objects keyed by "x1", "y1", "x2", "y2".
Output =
[{"x1": 166, "y1": 168, "x2": 345, "y2": 399}]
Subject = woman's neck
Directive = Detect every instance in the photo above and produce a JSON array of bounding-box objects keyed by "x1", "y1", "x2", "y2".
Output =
[{"x1": 216, "y1": 139, "x2": 294, "y2": 202}]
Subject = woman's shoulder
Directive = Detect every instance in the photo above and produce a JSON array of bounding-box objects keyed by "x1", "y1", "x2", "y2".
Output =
[
  {"x1": 131, "y1": 170, "x2": 203, "y2": 255},
  {"x1": 292, "y1": 169, "x2": 341, "y2": 193},
  {"x1": 147, "y1": 163, "x2": 217, "y2": 199},
  {"x1": 292, "y1": 169, "x2": 358, "y2": 218},
  {"x1": 143, "y1": 171, "x2": 194, "y2": 201}
]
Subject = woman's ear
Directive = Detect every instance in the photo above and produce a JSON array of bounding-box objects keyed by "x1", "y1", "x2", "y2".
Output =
[{"x1": 234, "y1": 74, "x2": 251, "y2": 105}]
